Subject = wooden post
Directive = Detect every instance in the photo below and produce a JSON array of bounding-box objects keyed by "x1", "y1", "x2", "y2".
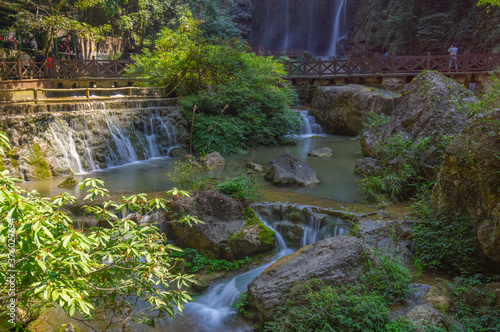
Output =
[
  {"x1": 427, "y1": 52, "x2": 431, "y2": 70},
  {"x1": 17, "y1": 58, "x2": 22, "y2": 80},
  {"x1": 128, "y1": 87, "x2": 132, "y2": 98},
  {"x1": 33, "y1": 89, "x2": 37, "y2": 104},
  {"x1": 92, "y1": 56, "x2": 96, "y2": 76},
  {"x1": 86, "y1": 88, "x2": 90, "y2": 101}
]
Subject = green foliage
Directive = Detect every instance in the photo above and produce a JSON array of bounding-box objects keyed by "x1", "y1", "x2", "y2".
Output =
[
  {"x1": 449, "y1": 275, "x2": 500, "y2": 331},
  {"x1": 410, "y1": 195, "x2": 485, "y2": 276},
  {"x1": 358, "y1": 132, "x2": 453, "y2": 203},
  {"x1": 216, "y1": 175, "x2": 260, "y2": 201},
  {"x1": 360, "y1": 112, "x2": 391, "y2": 136},
  {"x1": 0, "y1": 165, "x2": 202, "y2": 329},
  {"x1": 171, "y1": 248, "x2": 252, "y2": 273},
  {"x1": 129, "y1": 15, "x2": 300, "y2": 156},
  {"x1": 264, "y1": 253, "x2": 413, "y2": 331},
  {"x1": 231, "y1": 292, "x2": 249, "y2": 318},
  {"x1": 467, "y1": 75, "x2": 500, "y2": 117},
  {"x1": 264, "y1": 282, "x2": 391, "y2": 332},
  {"x1": 168, "y1": 160, "x2": 216, "y2": 192},
  {"x1": 362, "y1": 254, "x2": 413, "y2": 303}
]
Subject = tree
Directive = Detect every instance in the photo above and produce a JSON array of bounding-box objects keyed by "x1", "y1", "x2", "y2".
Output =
[
  {"x1": 127, "y1": 14, "x2": 300, "y2": 155},
  {"x1": 477, "y1": 0, "x2": 500, "y2": 8},
  {"x1": 0, "y1": 131, "x2": 201, "y2": 330}
]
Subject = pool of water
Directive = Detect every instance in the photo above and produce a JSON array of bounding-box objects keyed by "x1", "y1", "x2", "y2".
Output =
[{"x1": 20, "y1": 135, "x2": 363, "y2": 203}]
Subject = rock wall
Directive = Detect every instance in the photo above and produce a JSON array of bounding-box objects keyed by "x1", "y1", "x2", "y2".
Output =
[
  {"x1": 0, "y1": 99, "x2": 189, "y2": 181},
  {"x1": 432, "y1": 110, "x2": 500, "y2": 262}
]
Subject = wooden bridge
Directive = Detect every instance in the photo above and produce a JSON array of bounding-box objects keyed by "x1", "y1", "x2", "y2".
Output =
[
  {"x1": 283, "y1": 53, "x2": 500, "y2": 79},
  {"x1": 0, "y1": 53, "x2": 498, "y2": 82}
]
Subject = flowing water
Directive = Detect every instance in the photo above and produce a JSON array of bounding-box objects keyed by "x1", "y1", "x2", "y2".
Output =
[
  {"x1": 251, "y1": 0, "x2": 349, "y2": 56},
  {"x1": 20, "y1": 110, "x2": 363, "y2": 202}
]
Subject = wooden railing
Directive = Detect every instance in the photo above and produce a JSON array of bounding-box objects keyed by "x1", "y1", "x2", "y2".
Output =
[
  {"x1": 1, "y1": 53, "x2": 499, "y2": 81},
  {"x1": 283, "y1": 53, "x2": 500, "y2": 77},
  {"x1": 0, "y1": 58, "x2": 133, "y2": 80},
  {"x1": 0, "y1": 87, "x2": 165, "y2": 104}
]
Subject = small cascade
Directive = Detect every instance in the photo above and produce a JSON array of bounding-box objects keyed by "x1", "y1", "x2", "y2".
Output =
[
  {"x1": 42, "y1": 102, "x2": 184, "y2": 174},
  {"x1": 300, "y1": 110, "x2": 323, "y2": 136}
]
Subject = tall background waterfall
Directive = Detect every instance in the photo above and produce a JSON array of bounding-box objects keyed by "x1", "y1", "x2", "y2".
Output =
[{"x1": 250, "y1": 0, "x2": 350, "y2": 56}]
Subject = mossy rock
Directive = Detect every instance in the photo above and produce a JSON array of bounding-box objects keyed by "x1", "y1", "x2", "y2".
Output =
[{"x1": 57, "y1": 176, "x2": 79, "y2": 188}]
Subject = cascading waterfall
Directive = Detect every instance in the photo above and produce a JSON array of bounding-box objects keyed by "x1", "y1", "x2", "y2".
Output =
[
  {"x1": 47, "y1": 105, "x2": 181, "y2": 174},
  {"x1": 328, "y1": 0, "x2": 348, "y2": 57},
  {"x1": 251, "y1": 0, "x2": 350, "y2": 56},
  {"x1": 153, "y1": 210, "x2": 345, "y2": 331},
  {"x1": 300, "y1": 110, "x2": 323, "y2": 136}
]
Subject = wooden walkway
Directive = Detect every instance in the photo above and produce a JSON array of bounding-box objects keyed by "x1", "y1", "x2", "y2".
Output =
[
  {"x1": 0, "y1": 53, "x2": 498, "y2": 81},
  {"x1": 283, "y1": 53, "x2": 500, "y2": 78}
]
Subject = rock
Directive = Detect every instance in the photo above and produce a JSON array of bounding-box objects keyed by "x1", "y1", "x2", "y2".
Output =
[
  {"x1": 483, "y1": 282, "x2": 500, "y2": 306},
  {"x1": 354, "y1": 157, "x2": 382, "y2": 176},
  {"x1": 404, "y1": 304, "x2": 451, "y2": 329},
  {"x1": 383, "y1": 71, "x2": 474, "y2": 141},
  {"x1": 310, "y1": 84, "x2": 395, "y2": 136},
  {"x1": 357, "y1": 217, "x2": 415, "y2": 267},
  {"x1": 246, "y1": 161, "x2": 264, "y2": 173},
  {"x1": 247, "y1": 236, "x2": 369, "y2": 322},
  {"x1": 307, "y1": 147, "x2": 333, "y2": 158},
  {"x1": 203, "y1": 152, "x2": 225, "y2": 169},
  {"x1": 432, "y1": 110, "x2": 500, "y2": 262},
  {"x1": 424, "y1": 279, "x2": 451, "y2": 313},
  {"x1": 360, "y1": 131, "x2": 380, "y2": 158},
  {"x1": 166, "y1": 191, "x2": 275, "y2": 260},
  {"x1": 169, "y1": 146, "x2": 187, "y2": 157},
  {"x1": 264, "y1": 153, "x2": 319, "y2": 187},
  {"x1": 231, "y1": 0, "x2": 252, "y2": 38},
  {"x1": 57, "y1": 176, "x2": 78, "y2": 188}
]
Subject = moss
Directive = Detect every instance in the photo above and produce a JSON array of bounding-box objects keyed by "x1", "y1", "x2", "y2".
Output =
[
  {"x1": 27, "y1": 143, "x2": 51, "y2": 179},
  {"x1": 231, "y1": 207, "x2": 275, "y2": 245}
]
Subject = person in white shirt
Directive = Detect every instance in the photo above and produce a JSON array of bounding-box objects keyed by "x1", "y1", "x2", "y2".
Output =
[{"x1": 448, "y1": 44, "x2": 458, "y2": 71}]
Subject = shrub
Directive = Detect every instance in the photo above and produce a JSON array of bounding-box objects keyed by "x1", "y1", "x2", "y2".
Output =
[
  {"x1": 449, "y1": 275, "x2": 500, "y2": 331},
  {"x1": 410, "y1": 195, "x2": 485, "y2": 276},
  {"x1": 216, "y1": 175, "x2": 260, "y2": 201},
  {"x1": 172, "y1": 248, "x2": 252, "y2": 273}
]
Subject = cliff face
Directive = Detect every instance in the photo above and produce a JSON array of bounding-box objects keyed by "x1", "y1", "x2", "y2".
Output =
[{"x1": 346, "y1": 0, "x2": 500, "y2": 56}]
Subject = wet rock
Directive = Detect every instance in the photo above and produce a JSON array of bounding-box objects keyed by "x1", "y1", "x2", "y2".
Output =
[
  {"x1": 264, "y1": 153, "x2": 319, "y2": 187},
  {"x1": 247, "y1": 236, "x2": 370, "y2": 322},
  {"x1": 169, "y1": 146, "x2": 187, "y2": 157},
  {"x1": 202, "y1": 152, "x2": 225, "y2": 170},
  {"x1": 57, "y1": 176, "x2": 78, "y2": 188},
  {"x1": 231, "y1": 0, "x2": 252, "y2": 38},
  {"x1": 307, "y1": 147, "x2": 333, "y2": 158},
  {"x1": 354, "y1": 157, "x2": 382, "y2": 176},
  {"x1": 167, "y1": 191, "x2": 275, "y2": 260},
  {"x1": 246, "y1": 161, "x2": 264, "y2": 173},
  {"x1": 310, "y1": 84, "x2": 395, "y2": 136}
]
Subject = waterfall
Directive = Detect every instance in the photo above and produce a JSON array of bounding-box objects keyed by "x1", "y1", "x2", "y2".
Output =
[
  {"x1": 46, "y1": 104, "x2": 182, "y2": 173},
  {"x1": 300, "y1": 110, "x2": 323, "y2": 136},
  {"x1": 327, "y1": 0, "x2": 348, "y2": 57},
  {"x1": 252, "y1": 0, "x2": 349, "y2": 56}
]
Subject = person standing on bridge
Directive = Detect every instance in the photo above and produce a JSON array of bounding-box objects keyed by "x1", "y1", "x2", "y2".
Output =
[{"x1": 448, "y1": 44, "x2": 458, "y2": 71}]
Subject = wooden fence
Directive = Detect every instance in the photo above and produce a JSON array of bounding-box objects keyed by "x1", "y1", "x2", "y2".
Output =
[
  {"x1": 1, "y1": 53, "x2": 499, "y2": 81},
  {"x1": 0, "y1": 58, "x2": 133, "y2": 80},
  {"x1": 0, "y1": 86, "x2": 165, "y2": 104},
  {"x1": 283, "y1": 53, "x2": 500, "y2": 77}
]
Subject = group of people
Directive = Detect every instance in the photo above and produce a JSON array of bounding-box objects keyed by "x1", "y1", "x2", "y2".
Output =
[{"x1": 18, "y1": 51, "x2": 53, "y2": 78}]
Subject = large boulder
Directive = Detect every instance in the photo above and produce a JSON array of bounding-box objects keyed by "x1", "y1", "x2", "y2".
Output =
[
  {"x1": 310, "y1": 84, "x2": 396, "y2": 136},
  {"x1": 382, "y1": 71, "x2": 474, "y2": 141},
  {"x1": 166, "y1": 191, "x2": 275, "y2": 260},
  {"x1": 307, "y1": 147, "x2": 333, "y2": 158},
  {"x1": 403, "y1": 304, "x2": 453, "y2": 329},
  {"x1": 202, "y1": 152, "x2": 225, "y2": 169},
  {"x1": 247, "y1": 236, "x2": 369, "y2": 322},
  {"x1": 264, "y1": 153, "x2": 320, "y2": 186},
  {"x1": 432, "y1": 110, "x2": 500, "y2": 262}
]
